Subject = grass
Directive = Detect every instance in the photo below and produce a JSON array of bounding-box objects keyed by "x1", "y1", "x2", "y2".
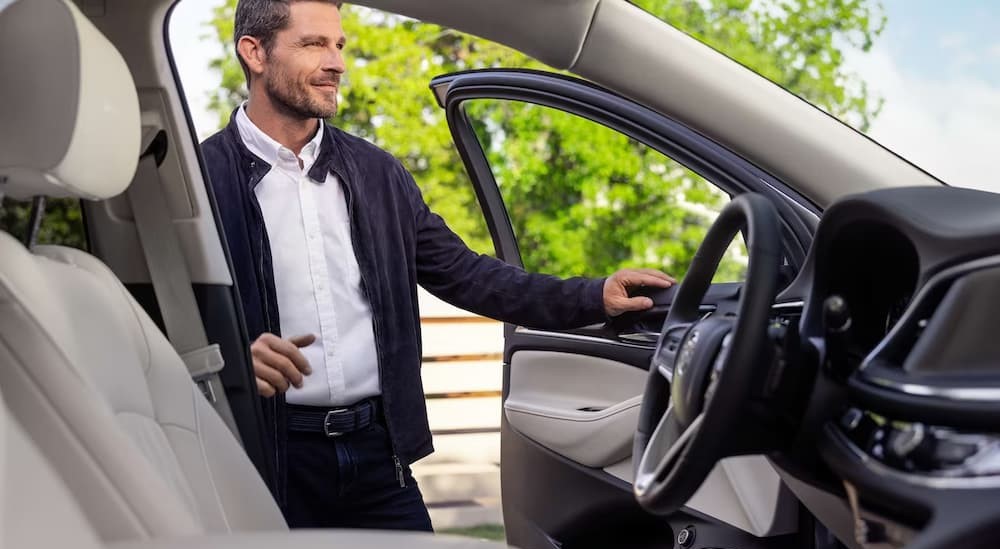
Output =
[{"x1": 441, "y1": 523, "x2": 506, "y2": 541}]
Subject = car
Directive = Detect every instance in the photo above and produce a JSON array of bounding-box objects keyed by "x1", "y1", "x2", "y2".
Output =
[{"x1": 1, "y1": 0, "x2": 997, "y2": 548}]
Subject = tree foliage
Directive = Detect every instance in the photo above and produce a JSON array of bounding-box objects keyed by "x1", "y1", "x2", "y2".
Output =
[
  {"x1": 201, "y1": 0, "x2": 882, "y2": 280},
  {"x1": 0, "y1": 198, "x2": 87, "y2": 250}
]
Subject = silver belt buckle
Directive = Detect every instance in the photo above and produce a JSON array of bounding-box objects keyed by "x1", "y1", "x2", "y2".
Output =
[{"x1": 323, "y1": 409, "x2": 349, "y2": 437}]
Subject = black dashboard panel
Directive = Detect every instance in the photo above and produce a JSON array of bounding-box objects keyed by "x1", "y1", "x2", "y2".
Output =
[
  {"x1": 800, "y1": 186, "x2": 1000, "y2": 365},
  {"x1": 786, "y1": 187, "x2": 1000, "y2": 549}
]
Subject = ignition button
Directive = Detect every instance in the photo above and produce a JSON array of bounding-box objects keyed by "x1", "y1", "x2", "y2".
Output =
[{"x1": 677, "y1": 526, "x2": 696, "y2": 548}]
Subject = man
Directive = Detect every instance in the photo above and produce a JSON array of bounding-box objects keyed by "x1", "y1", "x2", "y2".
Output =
[{"x1": 202, "y1": 0, "x2": 674, "y2": 532}]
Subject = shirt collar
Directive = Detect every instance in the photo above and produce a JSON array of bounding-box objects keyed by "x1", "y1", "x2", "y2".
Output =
[{"x1": 235, "y1": 102, "x2": 325, "y2": 174}]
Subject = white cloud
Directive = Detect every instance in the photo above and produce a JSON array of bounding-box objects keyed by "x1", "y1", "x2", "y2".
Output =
[{"x1": 847, "y1": 44, "x2": 1000, "y2": 193}]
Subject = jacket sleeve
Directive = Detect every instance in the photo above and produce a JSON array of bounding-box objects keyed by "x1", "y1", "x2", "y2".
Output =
[{"x1": 402, "y1": 167, "x2": 608, "y2": 330}]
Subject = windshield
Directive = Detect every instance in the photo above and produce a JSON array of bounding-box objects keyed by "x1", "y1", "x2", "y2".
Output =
[{"x1": 632, "y1": 0, "x2": 1000, "y2": 193}]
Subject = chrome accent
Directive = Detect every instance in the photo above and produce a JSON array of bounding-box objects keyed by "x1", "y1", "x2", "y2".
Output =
[
  {"x1": 865, "y1": 377, "x2": 1000, "y2": 401},
  {"x1": 858, "y1": 254, "x2": 1000, "y2": 401},
  {"x1": 513, "y1": 326, "x2": 653, "y2": 350},
  {"x1": 619, "y1": 330, "x2": 660, "y2": 344},
  {"x1": 675, "y1": 330, "x2": 699, "y2": 380},
  {"x1": 829, "y1": 424, "x2": 1000, "y2": 489},
  {"x1": 762, "y1": 179, "x2": 820, "y2": 225},
  {"x1": 771, "y1": 300, "x2": 805, "y2": 310}
]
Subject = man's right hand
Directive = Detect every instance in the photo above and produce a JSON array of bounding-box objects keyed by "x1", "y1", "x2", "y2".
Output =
[{"x1": 251, "y1": 333, "x2": 315, "y2": 397}]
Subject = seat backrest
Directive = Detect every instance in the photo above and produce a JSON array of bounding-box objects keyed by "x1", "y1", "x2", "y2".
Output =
[{"x1": 0, "y1": 0, "x2": 287, "y2": 542}]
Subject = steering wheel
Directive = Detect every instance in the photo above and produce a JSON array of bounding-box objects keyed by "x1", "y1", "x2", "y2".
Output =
[{"x1": 633, "y1": 193, "x2": 783, "y2": 515}]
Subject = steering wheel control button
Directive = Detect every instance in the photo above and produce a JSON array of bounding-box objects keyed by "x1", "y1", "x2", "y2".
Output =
[
  {"x1": 676, "y1": 526, "x2": 695, "y2": 548},
  {"x1": 887, "y1": 423, "x2": 925, "y2": 459},
  {"x1": 671, "y1": 318, "x2": 734, "y2": 426}
]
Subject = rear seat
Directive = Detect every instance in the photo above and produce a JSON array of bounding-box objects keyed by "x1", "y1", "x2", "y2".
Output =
[{"x1": 0, "y1": 1, "x2": 507, "y2": 547}]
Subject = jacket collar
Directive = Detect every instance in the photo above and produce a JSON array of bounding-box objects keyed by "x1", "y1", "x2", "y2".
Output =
[{"x1": 223, "y1": 107, "x2": 353, "y2": 188}]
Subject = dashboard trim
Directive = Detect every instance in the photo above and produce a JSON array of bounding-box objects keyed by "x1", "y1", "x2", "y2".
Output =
[
  {"x1": 827, "y1": 424, "x2": 1000, "y2": 490},
  {"x1": 858, "y1": 254, "x2": 1000, "y2": 402}
]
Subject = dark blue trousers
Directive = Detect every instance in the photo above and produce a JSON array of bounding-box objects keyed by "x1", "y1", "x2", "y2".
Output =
[{"x1": 283, "y1": 417, "x2": 433, "y2": 531}]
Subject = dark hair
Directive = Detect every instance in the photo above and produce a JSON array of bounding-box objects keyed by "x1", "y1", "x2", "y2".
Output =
[{"x1": 233, "y1": 0, "x2": 343, "y2": 83}]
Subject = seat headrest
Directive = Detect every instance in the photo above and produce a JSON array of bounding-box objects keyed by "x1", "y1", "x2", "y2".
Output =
[{"x1": 0, "y1": 0, "x2": 141, "y2": 201}]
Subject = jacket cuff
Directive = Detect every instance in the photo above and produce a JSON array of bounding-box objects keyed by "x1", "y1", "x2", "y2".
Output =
[{"x1": 579, "y1": 277, "x2": 608, "y2": 325}]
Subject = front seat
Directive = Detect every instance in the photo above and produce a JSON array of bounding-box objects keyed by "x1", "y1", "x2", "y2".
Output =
[{"x1": 0, "y1": 1, "x2": 506, "y2": 547}]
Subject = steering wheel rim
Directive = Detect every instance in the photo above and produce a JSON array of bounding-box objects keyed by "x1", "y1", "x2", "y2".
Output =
[{"x1": 633, "y1": 193, "x2": 783, "y2": 515}]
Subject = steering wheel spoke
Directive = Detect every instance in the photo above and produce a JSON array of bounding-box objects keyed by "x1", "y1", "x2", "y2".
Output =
[
  {"x1": 651, "y1": 322, "x2": 693, "y2": 382},
  {"x1": 635, "y1": 408, "x2": 703, "y2": 498}
]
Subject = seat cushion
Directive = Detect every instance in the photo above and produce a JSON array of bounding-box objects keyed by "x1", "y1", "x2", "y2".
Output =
[{"x1": 0, "y1": 234, "x2": 286, "y2": 541}]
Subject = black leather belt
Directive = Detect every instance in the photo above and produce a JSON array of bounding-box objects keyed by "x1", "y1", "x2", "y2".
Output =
[{"x1": 286, "y1": 399, "x2": 380, "y2": 437}]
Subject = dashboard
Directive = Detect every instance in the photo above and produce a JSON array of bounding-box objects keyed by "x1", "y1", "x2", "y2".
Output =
[{"x1": 779, "y1": 186, "x2": 1000, "y2": 549}]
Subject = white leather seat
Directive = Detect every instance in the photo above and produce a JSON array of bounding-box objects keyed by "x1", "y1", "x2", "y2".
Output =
[
  {"x1": 1, "y1": 387, "x2": 105, "y2": 549},
  {"x1": 0, "y1": 1, "x2": 506, "y2": 547}
]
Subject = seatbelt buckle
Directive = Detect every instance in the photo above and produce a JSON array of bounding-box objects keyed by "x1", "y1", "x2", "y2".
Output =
[
  {"x1": 197, "y1": 378, "x2": 217, "y2": 404},
  {"x1": 323, "y1": 409, "x2": 349, "y2": 437}
]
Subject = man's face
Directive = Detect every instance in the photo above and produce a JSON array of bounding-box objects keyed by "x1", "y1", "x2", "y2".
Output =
[{"x1": 261, "y1": 2, "x2": 346, "y2": 120}]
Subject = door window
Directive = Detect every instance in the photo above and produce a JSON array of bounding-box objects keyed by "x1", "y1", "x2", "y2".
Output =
[{"x1": 463, "y1": 99, "x2": 747, "y2": 281}]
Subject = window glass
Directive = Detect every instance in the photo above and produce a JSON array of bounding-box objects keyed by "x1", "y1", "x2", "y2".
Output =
[{"x1": 465, "y1": 99, "x2": 747, "y2": 281}]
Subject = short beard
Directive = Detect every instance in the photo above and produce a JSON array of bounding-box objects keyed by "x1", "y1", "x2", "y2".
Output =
[{"x1": 263, "y1": 68, "x2": 338, "y2": 121}]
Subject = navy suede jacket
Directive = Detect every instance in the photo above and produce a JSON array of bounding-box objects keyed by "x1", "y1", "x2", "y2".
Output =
[{"x1": 201, "y1": 111, "x2": 607, "y2": 501}]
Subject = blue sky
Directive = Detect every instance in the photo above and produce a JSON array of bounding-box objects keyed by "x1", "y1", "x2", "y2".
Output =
[
  {"x1": 170, "y1": 1, "x2": 1000, "y2": 192},
  {"x1": 878, "y1": 0, "x2": 1000, "y2": 87},
  {"x1": 845, "y1": 0, "x2": 1000, "y2": 191}
]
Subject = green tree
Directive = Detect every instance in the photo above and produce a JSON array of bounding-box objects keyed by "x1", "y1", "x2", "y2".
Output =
[
  {"x1": 203, "y1": 0, "x2": 884, "y2": 279},
  {"x1": 0, "y1": 198, "x2": 87, "y2": 250}
]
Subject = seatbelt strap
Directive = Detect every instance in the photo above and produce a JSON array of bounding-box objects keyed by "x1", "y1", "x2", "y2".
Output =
[{"x1": 127, "y1": 127, "x2": 241, "y2": 441}]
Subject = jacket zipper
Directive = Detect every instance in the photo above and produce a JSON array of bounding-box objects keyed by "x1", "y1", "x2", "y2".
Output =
[
  {"x1": 393, "y1": 455, "x2": 405, "y2": 488},
  {"x1": 340, "y1": 169, "x2": 405, "y2": 488}
]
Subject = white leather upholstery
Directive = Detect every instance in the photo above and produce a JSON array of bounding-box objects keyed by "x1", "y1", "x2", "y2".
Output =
[
  {"x1": 1, "y1": 387, "x2": 103, "y2": 549},
  {"x1": 0, "y1": 235, "x2": 287, "y2": 541},
  {"x1": 504, "y1": 351, "x2": 646, "y2": 468},
  {"x1": 0, "y1": 0, "x2": 140, "y2": 200}
]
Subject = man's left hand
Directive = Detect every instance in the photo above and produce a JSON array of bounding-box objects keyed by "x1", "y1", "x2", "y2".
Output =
[{"x1": 603, "y1": 268, "x2": 677, "y2": 317}]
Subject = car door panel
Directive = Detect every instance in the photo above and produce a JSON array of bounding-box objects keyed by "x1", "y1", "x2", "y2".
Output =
[{"x1": 505, "y1": 350, "x2": 645, "y2": 468}]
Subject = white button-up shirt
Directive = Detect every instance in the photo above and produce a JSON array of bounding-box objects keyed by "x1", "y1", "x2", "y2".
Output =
[{"x1": 236, "y1": 105, "x2": 380, "y2": 406}]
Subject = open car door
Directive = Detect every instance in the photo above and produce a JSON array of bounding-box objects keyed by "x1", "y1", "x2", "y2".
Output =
[{"x1": 429, "y1": 69, "x2": 816, "y2": 549}]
